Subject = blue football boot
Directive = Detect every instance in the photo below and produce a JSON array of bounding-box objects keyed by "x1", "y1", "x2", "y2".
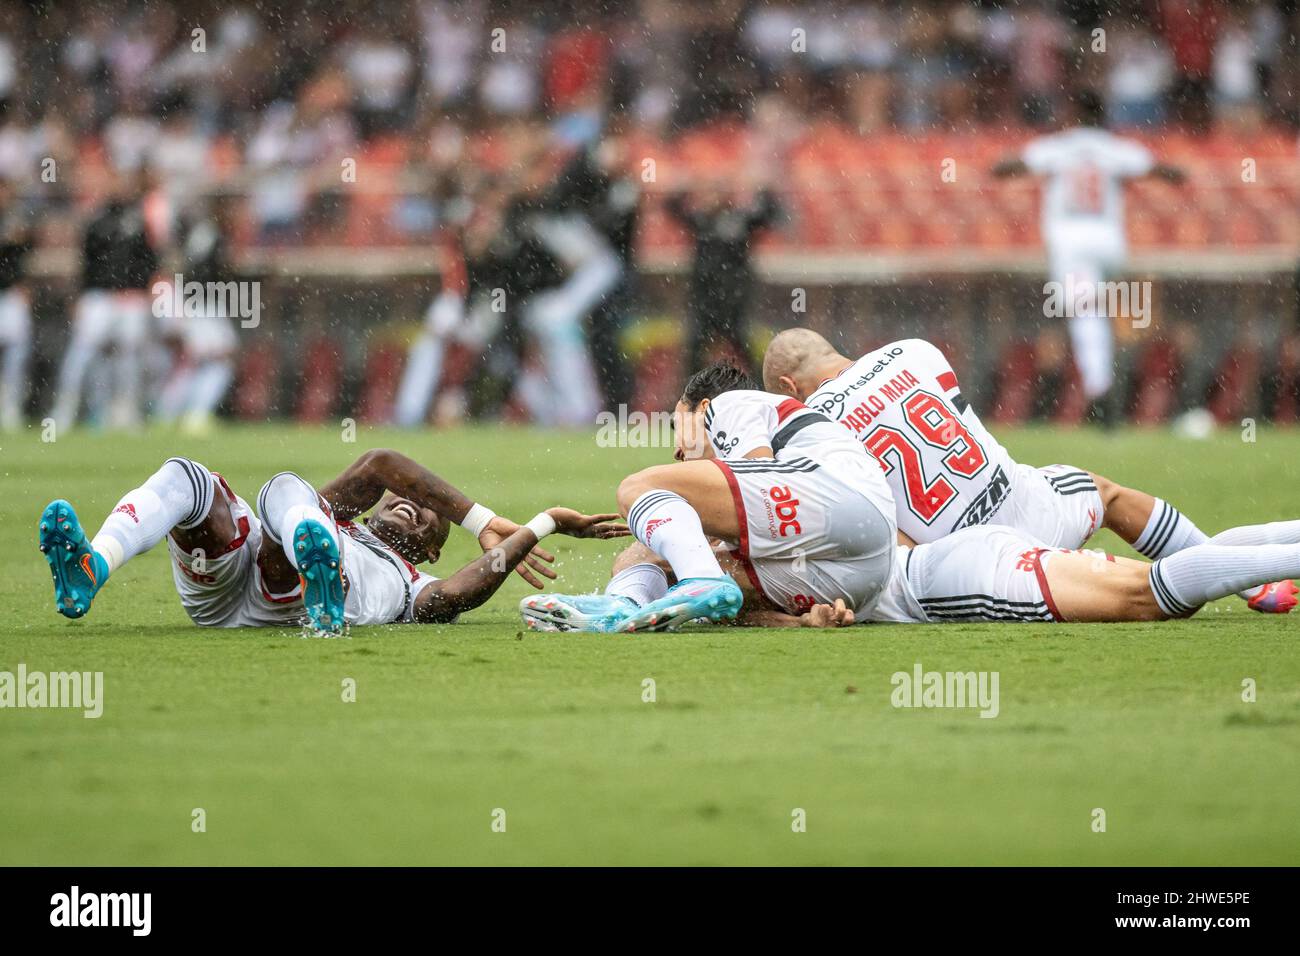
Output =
[
  {"x1": 519, "y1": 592, "x2": 638, "y2": 632},
  {"x1": 291, "y1": 518, "x2": 345, "y2": 636},
  {"x1": 39, "y1": 500, "x2": 110, "y2": 619},
  {"x1": 616, "y1": 577, "x2": 743, "y2": 633}
]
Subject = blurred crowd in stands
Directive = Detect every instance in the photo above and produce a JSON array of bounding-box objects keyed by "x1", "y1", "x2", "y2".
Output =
[{"x1": 0, "y1": 1, "x2": 1297, "y2": 432}]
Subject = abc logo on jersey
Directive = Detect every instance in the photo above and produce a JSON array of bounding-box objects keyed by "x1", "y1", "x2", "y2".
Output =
[{"x1": 765, "y1": 485, "x2": 803, "y2": 538}]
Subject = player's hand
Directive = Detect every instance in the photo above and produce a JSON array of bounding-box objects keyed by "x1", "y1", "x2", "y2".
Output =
[
  {"x1": 545, "y1": 508, "x2": 631, "y2": 539},
  {"x1": 479, "y1": 516, "x2": 556, "y2": 589},
  {"x1": 800, "y1": 599, "x2": 854, "y2": 629}
]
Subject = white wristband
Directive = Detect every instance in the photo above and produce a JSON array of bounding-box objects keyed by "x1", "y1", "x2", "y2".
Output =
[
  {"x1": 461, "y1": 503, "x2": 496, "y2": 539},
  {"x1": 524, "y1": 512, "x2": 557, "y2": 540}
]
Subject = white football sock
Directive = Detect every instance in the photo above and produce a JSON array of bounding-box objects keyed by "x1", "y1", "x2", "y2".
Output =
[
  {"x1": 1133, "y1": 499, "x2": 1210, "y2": 559},
  {"x1": 394, "y1": 332, "x2": 447, "y2": 427},
  {"x1": 1067, "y1": 311, "x2": 1114, "y2": 399},
  {"x1": 188, "y1": 359, "x2": 233, "y2": 417},
  {"x1": 91, "y1": 457, "x2": 215, "y2": 574},
  {"x1": 1149, "y1": 544, "x2": 1300, "y2": 618},
  {"x1": 1209, "y1": 520, "x2": 1300, "y2": 547},
  {"x1": 257, "y1": 471, "x2": 338, "y2": 568},
  {"x1": 626, "y1": 490, "x2": 724, "y2": 582},
  {"x1": 605, "y1": 563, "x2": 669, "y2": 607},
  {"x1": 1135, "y1": 501, "x2": 1287, "y2": 600},
  {"x1": 0, "y1": 338, "x2": 30, "y2": 430}
]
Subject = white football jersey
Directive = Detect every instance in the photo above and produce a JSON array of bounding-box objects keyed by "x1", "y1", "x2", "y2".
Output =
[
  {"x1": 338, "y1": 521, "x2": 442, "y2": 625},
  {"x1": 1023, "y1": 127, "x2": 1154, "y2": 239},
  {"x1": 706, "y1": 389, "x2": 895, "y2": 509},
  {"x1": 805, "y1": 339, "x2": 1019, "y2": 545}
]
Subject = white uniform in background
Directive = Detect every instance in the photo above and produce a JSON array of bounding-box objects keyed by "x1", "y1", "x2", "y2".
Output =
[
  {"x1": 0, "y1": 286, "x2": 30, "y2": 430},
  {"x1": 519, "y1": 213, "x2": 619, "y2": 427},
  {"x1": 169, "y1": 475, "x2": 442, "y2": 628},
  {"x1": 394, "y1": 289, "x2": 469, "y2": 427},
  {"x1": 703, "y1": 389, "x2": 897, "y2": 620},
  {"x1": 52, "y1": 289, "x2": 152, "y2": 430},
  {"x1": 155, "y1": 274, "x2": 238, "y2": 431},
  {"x1": 806, "y1": 339, "x2": 1104, "y2": 548},
  {"x1": 1022, "y1": 126, "x2": 1155, "y2": 399}
]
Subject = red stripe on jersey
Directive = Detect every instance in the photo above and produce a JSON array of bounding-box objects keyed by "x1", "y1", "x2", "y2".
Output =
[
  {"x1": 937, "y1": 371, "x2": 959, "y2": 392},
  {"x1": 775, "y1": 398, "x2": 808, "y2": 423},
  {"x1": 1028, "y1": 549, "x2": 1063, "y2": 622},
  {"x1": 213, "y1": 515, "x2": 252, "y2": 558},
  {"x1": 710, "y1": 459, "x2": 768, "y2": 604}
]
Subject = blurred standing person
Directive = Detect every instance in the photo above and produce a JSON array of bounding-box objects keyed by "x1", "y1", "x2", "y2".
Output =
[
  {"x1": 992, "y1": 91, "x2": 1185, "y2": 423},
  {"x1": 547, "y1": 122, "x2": 640, "y2": 410},
  {"x1": 0, "y1": 177, "x2": 34, "y2": 431},
  {"x1": 155, "y1": 198, "x2": 239, "y2": 434},
  {"x1": 51, "y1": 169, "x2": 159, "y2": 431},
  {"x1": 665, "y1": 181, "x2": 781, "y2": 383}
]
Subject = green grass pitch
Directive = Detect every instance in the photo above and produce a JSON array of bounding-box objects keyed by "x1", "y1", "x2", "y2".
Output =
[{"x1": 1, "y1": 423, "x2": 1297, "y2": 866}]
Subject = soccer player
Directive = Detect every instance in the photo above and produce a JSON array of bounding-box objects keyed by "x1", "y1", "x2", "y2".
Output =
[
  {"x1": 50, "y1": 168, "x2": 160, "y2": 431},
  {"x1": 38, "y1": 448, "x2": 625, "y2": 634},
  {"x1": 0, "y1": 176, "x2": 34, "y2": 432},
  {"x1": 861, "y1": 515, "x2": 1300, "y2": 625},
  {"x1": 992, "y1": 90, "x2": 1185, "y2": 417},
  {"x1": 762, "y1": 328, "x2": 1296, "y2": 614},
  {"x1": 533, "y1": 509, "x2": 1300, "y2": 629},
  {"x1": 155, "y1": 200, "x2": 239, "y2": 434},
  {"x1": 521, "y1": 363, "x2": 898, "y2": 632}
]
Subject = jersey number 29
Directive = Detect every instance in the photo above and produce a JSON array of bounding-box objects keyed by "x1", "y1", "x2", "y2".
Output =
[{"x1": 864, "y1": 390, "x2": 988, "y2": 524}]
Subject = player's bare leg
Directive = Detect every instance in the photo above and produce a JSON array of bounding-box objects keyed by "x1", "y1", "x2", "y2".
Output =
[
  {"x1": 615, "y1": 461, "x2": 741, "y2": 539},
  {"x1": 1044, "y1": 536, "x2": 1300, "y2": 623},
  {"x1": 1090, "y1": 473, "x2": 1297, "y2": 612}
]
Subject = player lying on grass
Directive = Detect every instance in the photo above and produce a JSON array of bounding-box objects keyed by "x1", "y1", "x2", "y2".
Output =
[
  {"x1": 761, "y1": 327, "x2": 1296, "y2": 613},
  {"x1": 529, "y1": 513, "x2": 1300, "y2": 628},
  {"x1": 521, "y1": 363, "x2": 1300, "y2": 629},
  {"x1": 523, "y1": 362, "x2": 900, "y2": 632},
  {"x1": 39, "y1": 449, "x2": 625, "y2": 634}
]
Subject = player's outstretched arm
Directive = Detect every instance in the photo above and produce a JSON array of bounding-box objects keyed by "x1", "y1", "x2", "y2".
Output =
[{"x1": 413, "y1": 509, "x2": 628, "y2": 623}]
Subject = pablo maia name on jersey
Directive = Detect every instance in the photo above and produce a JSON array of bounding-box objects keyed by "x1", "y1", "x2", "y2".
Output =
[{"x1": 50, "y1": 887, "x2": 151, "y2": 936}]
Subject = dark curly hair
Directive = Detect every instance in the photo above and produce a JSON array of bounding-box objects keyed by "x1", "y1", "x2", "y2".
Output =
[{"x1": 681, "y1": 362, "x2": 758, "y2": 408}]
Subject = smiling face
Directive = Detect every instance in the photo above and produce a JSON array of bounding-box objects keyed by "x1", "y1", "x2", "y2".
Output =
[{"x1": 365, "y1": 494, "x2": 449, "y2": 565}]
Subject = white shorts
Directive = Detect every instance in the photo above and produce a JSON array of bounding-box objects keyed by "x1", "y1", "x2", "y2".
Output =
[
  {"x1": 166, "y1": 475, "x2": 305, "y2": 628},
  {"x1": 1046, "y1": 224, "x2": 1125, "y2": 288},
  {"x1": 1000, "y1": 462, "x2": 1104, "y2": 550},
  {"x1": 73, "y1": 290, "x2": 151, "y2": 349},
  {"x1": 0, "y1": 288, "x2": 31, "y2": 345},
  {"x1": 713, "y1": 455, "x2": 896, "y2": 617},
  {"x1": 869, "y1": 525, "x2": 1111, "y2": 624}
]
